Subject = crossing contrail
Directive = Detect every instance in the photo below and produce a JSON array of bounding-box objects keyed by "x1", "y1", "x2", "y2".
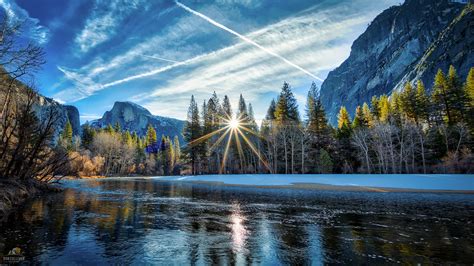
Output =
[{"x1": 175, "y1": 1, "x2": 323, "y2": 82}]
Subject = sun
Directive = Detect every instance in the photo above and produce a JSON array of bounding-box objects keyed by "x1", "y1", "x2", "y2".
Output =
[{"x1": 228, "y1": 117, "x2": 240, "y2": 129}]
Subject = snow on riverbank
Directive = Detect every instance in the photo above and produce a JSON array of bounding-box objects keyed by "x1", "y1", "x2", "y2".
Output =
[{"x1": 149, "y1": 174, "x2": 474, "y2": 191}]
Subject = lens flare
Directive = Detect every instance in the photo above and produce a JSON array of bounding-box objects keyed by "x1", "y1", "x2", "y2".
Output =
[
  {"x1": 228, "y1": 117, "x2": 240, "y2": 129},
  {"x1": 188, "y1": 113, "x2": 272, "y2": 174}
]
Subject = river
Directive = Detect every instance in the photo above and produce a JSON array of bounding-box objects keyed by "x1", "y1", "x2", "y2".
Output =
[{"x1": 0, "y1": 177, "x2": 473, "y2": 264}]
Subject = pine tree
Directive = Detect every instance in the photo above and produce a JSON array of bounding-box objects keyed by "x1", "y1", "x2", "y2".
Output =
[
  {"x1": 146, "y1": 125, "x2": 157, "y2": 146},
  {"x1": 352, "y1": 105, "x2": 367, "y2": 129},
  {"x1": 247, "y1": 103, "x2": 258, "y2": 130},
  {"x1": 81, "y1": 123, "x2": 95, "y2": 149},
  {"x1": 105, "y1": 124, "x2": 114, "y2": 134},
  {"x1": 464, "y1": 67, "x2": 474, "y2": 129},
  {"x1": 123, "y1": 130, "x2": 133, "y2": 146},
  {"x1": 318, "y1": 148, "x2": 333, "y2": 173},
  {"x1": 432, "y1": 68, "x2": 453, "y2": 125},
  {"x1": 401, "y1": 82, "x2": 417, "y2": 122},
  {"x1": 222, "y1": 95, "x2": 232, "y2": 119},
  {"x1": 114, "y1": 122, "x2": 121, "y2": 133},
  {"x1": 370, "y1": 95, "x2": 381, "y2": 120},
  {"x1": 337, "y1": 106, "x2": 351, "y2": 129},
  {"x1": 362, "y1": 103, "x2": 373, "y2": 127},
  {"x1": 379, "y1": 95, "x2": 390, "y2": 122},
  {"x1": 173, "y1": 136, "x2": 181, "y2": 165},
  {"x1": 447, "y1": 65, "x2": 467, "y2": 123},
  {"x1": 183, "y1": 95, "x2": 202, "y2": 174},
  {"x1": 465, "y1": 67, "x2": 474, "y2": 107},
  {"x1": 415, "y1": 80, "x2": 429, "y2": 124},
  {"x1": 238, "y1": 94, "x2": 248, "y2": 121},
  {"x1": 274, "y1": 82, "x2": 300, "y2": 123},
  {"x1": 305, "y1": 82, "x2": 318, "y2": 123},
  {"x1": 62, "y1": 119, "x2": 73, "y2": 150}
]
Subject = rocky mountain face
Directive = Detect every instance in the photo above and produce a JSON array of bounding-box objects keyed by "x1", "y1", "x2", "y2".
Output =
[
  {"x1": 34, "y1": 95, "x2": 81, "y2": 137},
  {"x1": 89, "y1": 101, "x2": 185, "y2": 143},
  {"x1": 0, "y1": 76, "x2": 81, "y2": 139},
  {"x1": 320, "y1": 0, "x2": 471, "y2": 124}
]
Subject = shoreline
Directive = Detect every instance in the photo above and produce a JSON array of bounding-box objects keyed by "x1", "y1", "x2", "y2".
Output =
[
  {"x1": 0, "y1": 180, "x2": 61, "y2": 222},
  {"x1": 69, "y1": 174, "x2": 474, "y2": 194}
]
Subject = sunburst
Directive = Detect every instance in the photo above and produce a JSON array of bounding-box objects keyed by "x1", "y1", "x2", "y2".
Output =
[{"x1": 188, "y1": 113, "x2": 271, "y2": 174}]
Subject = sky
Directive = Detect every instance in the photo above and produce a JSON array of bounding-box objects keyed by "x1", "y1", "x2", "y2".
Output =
[{"x1": 0, "y1": 0, "x2": 400, "y2": 124}]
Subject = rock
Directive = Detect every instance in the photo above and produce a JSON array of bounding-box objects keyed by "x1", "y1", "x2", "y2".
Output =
[
  {"x1": 320, "y1": 0, "x2": 471, "y2": 124},
  {"x1": 89, "y1": 101, "x2": 185, "y2": 143}
]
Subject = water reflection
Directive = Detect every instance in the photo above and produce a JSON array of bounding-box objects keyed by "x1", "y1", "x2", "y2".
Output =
[{"x1": 0, "y1": 179, "x2": 473, "y2": 264}]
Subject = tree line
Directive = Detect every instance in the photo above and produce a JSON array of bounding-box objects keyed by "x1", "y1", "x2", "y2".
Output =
[
  {"x1": 182, "y1": 65, "x2": 474, "y2": 174},
  {"x1": 60, "y1": 122, "x2": 181, "y2": 177}
]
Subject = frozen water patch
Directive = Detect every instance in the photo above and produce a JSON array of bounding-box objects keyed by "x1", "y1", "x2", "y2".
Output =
[{"x1": 147, "y1": 174, "x2": 473, "y2": 191}]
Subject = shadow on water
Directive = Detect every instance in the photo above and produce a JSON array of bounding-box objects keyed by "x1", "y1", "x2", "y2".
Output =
[{"x1": 0, "y1": 178, "x2": 473, "y2": 264}]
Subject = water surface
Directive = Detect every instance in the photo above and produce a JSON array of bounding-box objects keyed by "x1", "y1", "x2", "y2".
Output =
[{"x1": 1, "y1": 178, "x2": 473, "y2": 264}]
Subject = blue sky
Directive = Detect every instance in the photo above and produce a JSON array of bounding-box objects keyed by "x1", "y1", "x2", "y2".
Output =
[{"x1": 0, "y1": 0, "x2": 400, "y2": 123}]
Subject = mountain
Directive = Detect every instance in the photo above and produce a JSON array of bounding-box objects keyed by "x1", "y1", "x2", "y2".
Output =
[
  {"x1": 34, "y1": 95, "x2": 81, "y2": 137},
  {"x1": 89, "y1": 101, "x2": 185, "y2": 143},
  {"x1": 320, "y1": 0, "x2": 471, "y2": 124},
  {"x1": 0, "y1": 74, "x2": 81, "y2": 139}
]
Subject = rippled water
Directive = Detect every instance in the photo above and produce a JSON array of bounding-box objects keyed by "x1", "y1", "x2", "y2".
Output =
[{"x1": 1, "y1": 178, "x2": 473, "y2": 264}]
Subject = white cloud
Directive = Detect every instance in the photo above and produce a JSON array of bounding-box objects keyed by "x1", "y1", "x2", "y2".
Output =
[
  {"x1": 74, "y1": 0, "x2": 147, "y2": 53},
  {"x1": 133, "y1": 8, "x2": 376, "y2": 119},
  {"x1": 53, "y1": 0, "x2": 399, "y2": 121},
  {"x1": 0, "y1": 0, "x2": 50, "y2": 44}
]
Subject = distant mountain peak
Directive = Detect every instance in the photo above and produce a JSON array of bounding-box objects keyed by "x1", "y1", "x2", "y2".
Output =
[{"x1": 90, "y1": 101, "x2": 185, "y2": 142}]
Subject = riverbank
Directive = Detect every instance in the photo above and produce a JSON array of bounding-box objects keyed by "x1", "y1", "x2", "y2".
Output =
[
  {"x1": 100, "y1": 174, "x2": 474, "y2": 193},
  {"x1": 0, "y1": 180, "x2": 61, "y2": 222}
]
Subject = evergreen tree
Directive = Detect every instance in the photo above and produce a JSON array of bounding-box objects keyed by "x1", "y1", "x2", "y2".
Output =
[
  {"x1": 379, "y1": 95, "x2": 390, "y2": 122},
  {"x1": 114, "y1": 122, "x2": 121, "y2": 133},
  {"x1": 173, "y1": 136, "x2": 181, "y2": 165},
  {"x1": 318, "y1": 148, "x2": 333, "y2": 173},
  {"x1": 105, "y1": 124, "x2": 114, "y2": 134},
  {"x1": 352, "y1": 105, "x2": 367, "y2": 129},
  {"x1": 238, "y1": 94, "x2": 248, "y2": 121},
  {"x1": 146, "y1": 125, "x2": 157, "y2": 146},
  {"x1": 247, "y1": 103, "x2": 258, "y2": 130},
  {"x1": 274, "y1": 82, "x2": 300, "y2": 123},
  {"x1": 432, "y1": 68, "x2": 453, "y2": 125},
  {"x1": 362, "y1": 103, "x2": 373, "y2": 127},
  {"x1": 123, "y1": 130, "x2": 133, "y2": 146},
  {"x1": 401, "y1": 82, "x2": 417, "y2": 122},
  {"x1": 62, "y1": 119, "x2": 73, "y2": 150},
  {"x1": 305, "y1": 82, "x2": 318, "y2": 123},
  {"x1": 415, "y1": 80, "x2": 429, "y2": 124},
  {"x1": 464, "y1": 67, "x2": 474, "y2": 129},
  {"x1": 447, "y1": 65, "x2": 467, "y2": 123},
  {"x1": 337, "y1": 106, "x2": 351, "y2": 130},
  {"x1": 222, "y1": 95, "x2": 232, "y2": 118},
  {"x1": 183, "y1": 95, "x2": 202, "y2": 174},
  {"x1": 81, "y1": 123, "x2": 95, "y2": 149},
  {"x1": 465, "y1": 67, "x2": 474, "y2": 108},
  {"x1": 370, "y1": 95, "x2": 381, "y2": 120}
]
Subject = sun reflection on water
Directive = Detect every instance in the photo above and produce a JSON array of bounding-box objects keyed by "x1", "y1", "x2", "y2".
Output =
[{"x1": 230, "y1": 203, "x2": 248, "y2": 253}]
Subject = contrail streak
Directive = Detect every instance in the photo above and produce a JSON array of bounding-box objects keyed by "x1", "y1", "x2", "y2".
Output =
[
  {"x1": 142, "y1": 55, "x2": 181, "y2": 63},
  {"x1": 175, "y1": 1, "x2": 323, "y2": 82}
]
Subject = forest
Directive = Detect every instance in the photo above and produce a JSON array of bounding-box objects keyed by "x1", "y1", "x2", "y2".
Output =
[{"x1": 62, "y1": 65, "x2": 474, "y2": 176}]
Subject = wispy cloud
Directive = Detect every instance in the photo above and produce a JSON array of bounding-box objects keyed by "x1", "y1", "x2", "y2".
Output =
[
  {"x1": 75, "y1": 0, "x2": 146, "y2": 53},
  {"x1": 0, "y1": 0, "x2": 50, "y2": 44},
  {"x1": 51, "y1": 0, "x2": 398, "y2": 121},
  {"x1": 175, "y1": 1, "x2": 323, "y2": 81}
]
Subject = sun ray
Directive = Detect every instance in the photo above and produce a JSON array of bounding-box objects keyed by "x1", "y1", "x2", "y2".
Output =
[
  {"x1": 220, "y1": 130, "x2": 233, "y2": 174},
  {"x1": 236, "y1": 128, "x2": 272, "y2": 173},
  {"x1": 188, "y1": 126, "x2": 228, "y2": 146}
]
